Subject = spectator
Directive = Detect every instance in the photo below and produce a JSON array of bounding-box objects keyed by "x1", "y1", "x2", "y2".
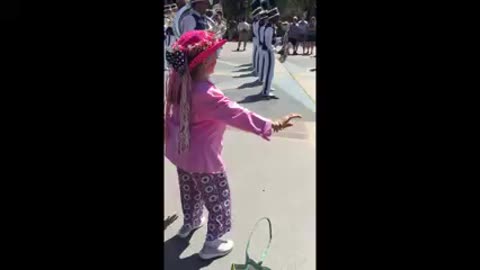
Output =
[
  {"x1": 213, "y1": 14, "x2": 227, "y2": 37},
  {"x1": 227, "y1": 20, "x2": 235, "y2": 40},
  {"x1": 236, "y1": 18, "x2": 250, "y2": 51},
  {"x1": 306, "y1": 16, "x2": 316, "y2": 55},
  {"x1": 297, "y1": 15, "x2": 309, "y2": 54},
  {"x1": 276, "y1": 21, "x2": 286, "y2": 40},
  {"x1": 288, "y1": 16, "x2": 301, "y2": 55}
]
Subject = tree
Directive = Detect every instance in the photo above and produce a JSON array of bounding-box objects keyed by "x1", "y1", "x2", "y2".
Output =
[
  {"x1": 276, "y1": 0, "x2": 316, "y2": 18},
  {"x1": 221, "y1": 0, "x2": 243, "y2": 20}
]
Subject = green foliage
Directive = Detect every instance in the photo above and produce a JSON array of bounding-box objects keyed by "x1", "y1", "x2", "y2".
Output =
[
  {"x1": 221, "y1": 0, "x2": 243, "y2": 20},
  {"x1": 275, "y1": 0, "x2": 317, "y2": 18},
  {"x1": 220, "y1": 0, "x2": 316, "y2": 21}
]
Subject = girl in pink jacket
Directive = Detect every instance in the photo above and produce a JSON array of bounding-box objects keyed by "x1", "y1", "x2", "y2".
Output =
[{"x1": 164, "y1": 30, "x2": 300, "y2": 260}]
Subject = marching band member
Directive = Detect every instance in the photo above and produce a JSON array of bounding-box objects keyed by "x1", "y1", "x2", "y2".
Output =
[
  {"x1": 175, "y1": 0, "x2": 186, "y2": 9},
  {"x1": 261, "y1": 7, "x2": 280, "y2": 98},
  {"x1": 257, "y1": 10, "x2": 268, "y2": 84},
  {"x1": 180, "y1": 0, "x2": 211, "y2": 34},
  {"x1": 251, "y1": 2, "x2": 262, "y2": 75}
]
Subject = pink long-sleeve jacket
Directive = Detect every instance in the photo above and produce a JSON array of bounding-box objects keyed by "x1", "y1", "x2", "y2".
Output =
[{"x1": 165, "y1": 80, "x2": 273, "y2": 173}]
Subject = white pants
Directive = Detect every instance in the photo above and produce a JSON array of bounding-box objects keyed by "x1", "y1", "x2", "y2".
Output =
[
  {"x1": 259, "y1": 47, "x2": 268, "y2": 83},
  {"x1": 261, "y1": 49, "x2": 275, "y2": 94},
  {"x1": 252, "y1": 38, "x2": 257, "y2": 70},
  {"x1": 255, "y1": 45, "x2": 263, "y2": 77}
]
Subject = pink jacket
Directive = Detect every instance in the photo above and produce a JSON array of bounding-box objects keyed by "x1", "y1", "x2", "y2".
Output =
[{"x1": 165, "y1": 80, "x2": 273, "y2": 173}]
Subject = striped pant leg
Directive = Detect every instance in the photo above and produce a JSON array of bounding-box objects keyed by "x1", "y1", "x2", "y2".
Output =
[
  {"x1": 259, "y1": 48, "x2": 266, "y2": 83},
  {"x1": 262, "y1": 49, "x2": 275, "y2": 95},
  {"x1": 252, "y1": 44, "x2": 257, "y2": 71},
  {"x1": 256, "y1": 45, "x2": 262, "y2": 76}
]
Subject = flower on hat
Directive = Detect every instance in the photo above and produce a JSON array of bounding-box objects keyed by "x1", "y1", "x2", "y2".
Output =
[{"x1": 166, "y1": 30, "x2": 226, "y2": 72}]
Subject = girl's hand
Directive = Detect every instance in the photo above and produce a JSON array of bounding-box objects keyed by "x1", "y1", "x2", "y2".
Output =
[{"x1": 272, "y1": 113, "x2": 302, "y2": 132}]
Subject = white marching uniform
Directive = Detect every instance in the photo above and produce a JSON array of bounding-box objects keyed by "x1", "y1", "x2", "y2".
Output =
[
  {"x1": 261, "y1": 23, "x2": 276, "y2": 95},
  {"x1": 252, "y1": 20, "x2": 259, "y2": 75},
  {"x1": 180, "y1": 10, "x2": 222, "y2": 58},
  {"x1": 258, "y1": 23, "x2": 266, "y2": 83}
]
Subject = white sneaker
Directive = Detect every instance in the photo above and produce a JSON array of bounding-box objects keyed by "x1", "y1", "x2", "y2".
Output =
[
  {"x1": 177, "y1": 216, "x2": 206, "y2": 239},
  {"x1": 261, "y1": 92, "x2": 277, "y2": 98},
  {"x1": 198, "y1": 238, "x2": 234, "y2": 260}
]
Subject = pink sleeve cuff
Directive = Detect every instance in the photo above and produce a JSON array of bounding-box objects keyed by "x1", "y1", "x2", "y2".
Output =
[{"x1": 260, "y1": 120, "x2": 273, "y2": 141}]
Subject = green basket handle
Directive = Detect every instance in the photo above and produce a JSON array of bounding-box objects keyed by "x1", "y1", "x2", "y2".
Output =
[{"x1": 245, "y1": 217, "x2": 273, "y2": 265}]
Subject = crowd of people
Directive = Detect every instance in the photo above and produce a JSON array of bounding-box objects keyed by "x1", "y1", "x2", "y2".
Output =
[
  {"x1": 224, "y1": 14, "x2": 317, "y2": 56},
  {"x1": 285, "y1": 15, "x2": 316, "y2": 55}
]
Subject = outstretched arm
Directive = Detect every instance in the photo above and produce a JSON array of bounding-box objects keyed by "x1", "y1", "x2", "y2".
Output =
[
  {"x1": 202, "y1": 87, "x2": 273, "y2": 140},
  {"x1": 201, "y1": 86, "x2": 302, "y2": 138}
]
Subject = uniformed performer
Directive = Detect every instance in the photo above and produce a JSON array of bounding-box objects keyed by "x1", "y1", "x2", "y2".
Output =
[
  {"x1": 175, "y1": 0, "x2": 187, "y2": 9},
  {"x1": 180, "y1": 0, "x2": 211, "y2": 34},
  {"x1": 261, "y1": 7, "x2": 280, "y2": 98},
  {"x1": 251, "y1": 1, "x2": 262, "y2": 75},
  {"x1": 257, "y1": 10, "x2": 268, "y2": 84}
]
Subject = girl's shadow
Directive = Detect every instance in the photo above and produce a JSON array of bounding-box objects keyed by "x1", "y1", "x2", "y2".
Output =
[{"x1": 164, "y1": 235, "x2": 214, "y2": 270}]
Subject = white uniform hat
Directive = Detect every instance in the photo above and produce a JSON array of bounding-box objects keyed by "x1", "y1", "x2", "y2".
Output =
[{"x1": 267, "y1": 7, "x2": 280, "y2": 20}]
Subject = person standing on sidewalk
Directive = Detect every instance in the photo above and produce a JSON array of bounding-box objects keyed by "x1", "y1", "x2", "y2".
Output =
[
  {"x1": 288, "y1": 16, "x2": 300, "y2": 55},
  {"x1": 305, "y1": 16, "x2": 316, "y2": 55},
  {"x1": 261, "y1": 7, "x2": 280, "y2": 98},
  {"x1": 297, "y1": 15, "x2": 309, "y2": 55},
  {"x1": 250, "y1": 0, "x2": 261, "y2": 74},
  {"x1": 256, "y1": 10, "x2": 268, "y2": 84},
  {"x1": 251, "y1": 10, "x2": 260, "y2": 74},
  {"x1": 180, "y1": 0, "x2": 210, "y2": 34},
  {"x1": 236, "y1": 18, "x2": 250, "y2": 51},
  {"x1": 176, "y1": 0, "x2": 186, "y2": 9},
  {"x1": 164, "y1": 30, "x2": 301, "y2": 260}
]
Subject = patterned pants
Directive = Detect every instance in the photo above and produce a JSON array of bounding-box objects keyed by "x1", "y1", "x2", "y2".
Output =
[{"x1": 177, "y1": 168, "x2": 232, "y2": 241}]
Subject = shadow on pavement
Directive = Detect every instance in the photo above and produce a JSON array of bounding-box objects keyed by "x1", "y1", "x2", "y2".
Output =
[
  {"x1": 236, "y1": 80, "x2": 262, "y2": 89},
  {"x1": 164, "y1": 235, "x2": 214, "y2": 270},
  {"x1": 238, "y1": 93, "x2": 275, "y2": 104},
  {"x1": 233, "y1": 72, "x2": 256, "y2": 79},
  {"x1": 232, "y1": 67, "x2": 254, "y2": 73},
  {"x1": 236, "y1": 63, "x2": 251, "y2": 67}
]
